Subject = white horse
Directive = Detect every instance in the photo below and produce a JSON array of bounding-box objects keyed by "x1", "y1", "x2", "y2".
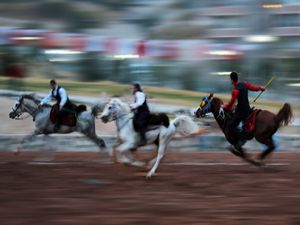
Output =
[
  {"x1": 9, "y1": 94, "x2": 106, "y2": 152},
  {"x1": 99, "y1": 98, "x2": 204, "y2": 178}
]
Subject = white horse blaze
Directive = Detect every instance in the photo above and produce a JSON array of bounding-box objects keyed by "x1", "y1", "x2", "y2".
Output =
[{"x1": 100, "y1": 98, "x2": 202, "y2": 178}]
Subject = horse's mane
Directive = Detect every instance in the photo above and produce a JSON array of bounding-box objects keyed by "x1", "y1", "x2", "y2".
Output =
[
  {"x1": 212, "y1": 97, "x2": 223, "y2": 106},
  {"x1": 111, "y1": 98, "x2": 131, "y2": 113},
  {"x1": 21, "y1": 94, "x2": 41, "y2": 104}
]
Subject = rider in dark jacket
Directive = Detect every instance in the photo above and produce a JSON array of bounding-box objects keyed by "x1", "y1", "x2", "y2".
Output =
[
  {"x1": 223, "y1": 72, "x2": 265, "y2": 149},
  {"x1": 40, "y1": 80, "x2": 73, "y2": 131},
  {"x1": 129, "y1": 83, "x2": 150, "y2": 145}
]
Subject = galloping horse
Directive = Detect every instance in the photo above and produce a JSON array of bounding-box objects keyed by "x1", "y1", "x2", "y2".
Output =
[
  {"x1": 195, "y1": 94, "x2": 293, "y2": 164},
  {"x1": 100, "y1": 98, "x2": 203, "y2": 178},
  {"x1": 9, "y1": 94, "x2": 106, "y2": 152}
]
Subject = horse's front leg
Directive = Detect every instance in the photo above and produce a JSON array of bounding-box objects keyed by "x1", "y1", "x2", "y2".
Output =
[
  {"x1": 114, "y1": 142, "x2": 135, "y2": 164},
  {"x1": 16, "y1": 130, "x2": 41, "y2": 155},
  {"x1": 84, "y1": 132, "x2": 106, "y2": 150},
  {"x1": 115, "y1": 142, "x2": 145, "y2": 167}
]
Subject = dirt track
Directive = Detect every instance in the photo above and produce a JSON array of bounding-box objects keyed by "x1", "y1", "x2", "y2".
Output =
[{"x1": 0, "y1": 151, "x2": 299, "y2": 225}]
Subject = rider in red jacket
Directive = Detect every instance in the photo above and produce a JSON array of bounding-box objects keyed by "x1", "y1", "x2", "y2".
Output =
[{"x1": 223, "y1": 72, "x2": 265, "y2": 150}]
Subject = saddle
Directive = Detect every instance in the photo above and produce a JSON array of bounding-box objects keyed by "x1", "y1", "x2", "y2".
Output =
[
  {"x1": 243, "y1": 109, "x2": 261, "y2": 133},
  {"x1": 133, "y1": 113, "x2": 169, "y2": 132},
  {"x1": 50, "y1": 104, "x2": 87, "y2": 127}
]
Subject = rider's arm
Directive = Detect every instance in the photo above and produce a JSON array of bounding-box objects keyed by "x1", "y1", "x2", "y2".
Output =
[
  {"x1": 130, "y1": 92, "x2": 146, "y2": 109},
  {"x1": 223, "y1": 89, "x2": 239, "y2": 110},
  {"x1": 40, "y1": 90, "x2": 52, "y2": 105},
  {"x1": 58, "y1": 88, "x2": 68, "y2": 109},
  {"x1": 244, "y1": 82, "x2": 265, "y2": 91}
]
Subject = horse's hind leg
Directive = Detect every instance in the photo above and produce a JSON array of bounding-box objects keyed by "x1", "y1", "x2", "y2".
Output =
[
  {"x1": 147, "y1": 134, "x2": 171, "y2": 178},
  {"x1": 258, "y1": 137, "x2": 275, "y2": 162},
  {"x1": 228, "y1": 145, "x2": 260, "y2": 166}
]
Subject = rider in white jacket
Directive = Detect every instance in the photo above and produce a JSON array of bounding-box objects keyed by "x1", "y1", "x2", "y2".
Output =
[
  {"x1": 40, "y1": 80, "x2": 72, "y2": 131},
  {"x1": 130, "y1": 83, "x2": 150, "y2": 144}
]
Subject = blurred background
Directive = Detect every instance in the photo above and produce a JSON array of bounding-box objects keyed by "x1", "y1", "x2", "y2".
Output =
[{"x1": 0, "y1": 0, "x2": 299, "y2": 102}]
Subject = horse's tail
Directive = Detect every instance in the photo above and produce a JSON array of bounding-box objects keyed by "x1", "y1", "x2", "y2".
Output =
[
  {"x1": 75, "y1": 105, "x2": 87, "y2": 114},
  {"x1": 90, "y1": 103, "x2": 106, "y2": 117},
  {"x1": 172, "y1": 115, "x2": 203, "y2": 135},
  {"x1": 91, "y1": 105, "x2": 99, "y2": 117},
  {"x1": 275, "y1": 103, "x2": 293, "y2": 127},
  {"x1": 158, "y1": 113, "x2": 170, "y2": 127}
]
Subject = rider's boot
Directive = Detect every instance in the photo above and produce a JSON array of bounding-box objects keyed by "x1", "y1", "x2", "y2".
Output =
[
  {"x1": 53, "y1": 122, "x2": 60, "y2": 132},
  {"x1": 234, "y1": 132, "x2": 247, "y2": 150},
  {"x1": 139, "y1": 130, "x2": 147, "y2": 145}
]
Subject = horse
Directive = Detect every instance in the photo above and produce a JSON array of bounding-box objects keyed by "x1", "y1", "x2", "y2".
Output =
[
  {"x1": 99, "y1": 98, "x2": 204, "y2": 178},
  {"x1": 195, "y1": 94, "x2": 293, "y2": 165},
  {"x1": 9, "y1": 94, "x2": 106, "y2": 152}
]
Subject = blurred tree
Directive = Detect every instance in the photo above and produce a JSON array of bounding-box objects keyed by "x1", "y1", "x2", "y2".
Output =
[{"x1": 78, "y1": 52, "x2": 104, "y2": 81}]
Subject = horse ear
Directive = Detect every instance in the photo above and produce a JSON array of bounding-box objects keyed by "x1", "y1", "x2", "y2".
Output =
[{"x1": 208, "y1": 93, "x2": 214, "y2": 100}]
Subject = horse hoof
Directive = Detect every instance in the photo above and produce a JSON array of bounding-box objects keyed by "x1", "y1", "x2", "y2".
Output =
[
  {"x1": 131, "y1": 161, "x2": 146, "y2": 167},
  {"x1": 227, "y1": 146, "x2": 243, "y2": 157},
  {"x1": 146, "y1": 172, "x2": 155, "y2": 178}
]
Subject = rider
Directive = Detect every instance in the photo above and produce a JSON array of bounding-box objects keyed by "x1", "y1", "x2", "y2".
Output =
[
  {"x1": 129, "y1": 83, "x2": 150, "y2": 145},
  {"x1": 223, "y1": 72, "x2": 265, "y2": 149},
  {"x1": 40, "y1": 80, "x2": 73, "y2": 131}
]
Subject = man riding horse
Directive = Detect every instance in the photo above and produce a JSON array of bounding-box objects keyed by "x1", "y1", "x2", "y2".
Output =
[
  {"x1": 129, "y1": 83, "x2": 150, "y2": 145},
  {"x1": 223, "y1": 72, "x2": 265, "y2": 150},
  {"x1": 40, "y1": 80, "x2": 73, "y2": 131}
]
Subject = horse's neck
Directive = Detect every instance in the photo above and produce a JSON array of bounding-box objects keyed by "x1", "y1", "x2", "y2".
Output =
[
  {"x1": 115, "y1": 112, "x2": 132, "y2": 132},
  {"x1": 213, "y1": 112, "x2": 226, "y2": 131},
  {"x1": 23, "y1": 99, "x2": 38, "y2": 116},
  {"x1": 212, "y1": 99, "x2": 227, "y2": 131}
]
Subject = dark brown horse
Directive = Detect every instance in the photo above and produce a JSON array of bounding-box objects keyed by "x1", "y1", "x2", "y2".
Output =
[{"x1": 195, "y1": 94, "x2": 293, "y2": 165}]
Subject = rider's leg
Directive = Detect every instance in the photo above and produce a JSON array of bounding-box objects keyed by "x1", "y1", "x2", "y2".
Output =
[
  {"x1": 54, "y1": 108, "x2": 63, "y2": 131},
  {"x1": 136, "y1": 112, "x2": 149, "y2": 145},
  {"x1": 229, "y1": 114, "x2": 245, "y2": 149}
]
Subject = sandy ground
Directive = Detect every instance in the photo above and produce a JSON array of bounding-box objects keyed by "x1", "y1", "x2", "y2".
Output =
[{"x1": 0, "y1": 151, "x2": 299, "y2": 225}]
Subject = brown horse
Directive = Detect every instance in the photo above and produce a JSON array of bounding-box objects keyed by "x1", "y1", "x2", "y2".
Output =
[{"x1": 195, "y1": 94, "x2": 293, "y2": 165}]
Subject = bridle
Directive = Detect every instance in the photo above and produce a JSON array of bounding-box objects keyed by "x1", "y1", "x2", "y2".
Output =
[
  {"x1": 11, "y1": 96, "x2": 40, "y2": 120},
  {"x1": 198, "y1": 97, "x2": 211, "y2": 117},
  {"x1": 102, "y1": 103, "x2": 132, "y2": 132},
  {"x1": 199, "y1": 97, "x2": 225, "y2": 121}
]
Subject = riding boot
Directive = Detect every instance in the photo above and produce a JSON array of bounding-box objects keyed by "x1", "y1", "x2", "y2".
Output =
[
  {"x1": 231, "y1": 126, "x2": 246, "y2": 150},
  {"x1": 234, "y1": 131, "x2": 247, "y2": 150},
  {"x1": 54, "y1": 111, "x2": 62, "y2": 132},
  {"x1": 53, "y1": 122, "x2": 60, "y2": 132},
  {"x1": 241, "y1": 129, "x2": 252, "y2": 140},
  {"x1": 139, "y1": 130, "x2": 147, "y2": 145}
]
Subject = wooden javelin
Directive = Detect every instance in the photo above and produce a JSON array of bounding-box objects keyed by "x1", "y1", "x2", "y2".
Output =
[{"x1": 253, "y1": 76, "x2": 276, "y2": 103}]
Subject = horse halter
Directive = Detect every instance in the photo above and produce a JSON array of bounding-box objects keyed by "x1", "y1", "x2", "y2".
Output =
[
  {"x1": 10, "y1": 96, "x2": 39, "y2": 120},
  {"x1": 10, "y1": 97, "x2": 24, "y2": 119},
  {"x1": 101, "y1": 103, "x2": 119, "y2": 122},
  {"x1": 198, "y1": 97, "x2": 211, "y2": 117}
]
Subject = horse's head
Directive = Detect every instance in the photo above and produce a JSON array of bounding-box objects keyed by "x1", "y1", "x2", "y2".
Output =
[
  {"x1": 9, "y1": 96, "x2": 25, "y2": 119},
  {"x1": 195, "y1": 93, "x2": 214, "y2": 118},
  {"x1": 9, "y1": 94, "x2": 40, "y2": 119},
  {"x1": 100, "y1": 98, "x2": 130, "y2": 123}
]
